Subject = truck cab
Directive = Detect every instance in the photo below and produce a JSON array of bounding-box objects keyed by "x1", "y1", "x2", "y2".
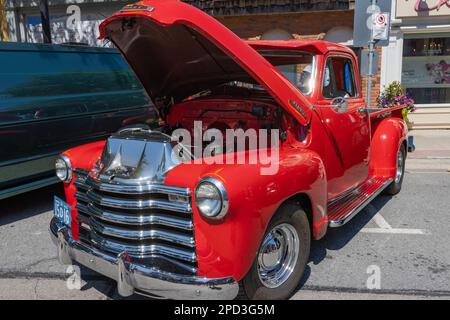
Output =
[{"x1": 50, "y1": 0, "x2": 407, "y2": 300}]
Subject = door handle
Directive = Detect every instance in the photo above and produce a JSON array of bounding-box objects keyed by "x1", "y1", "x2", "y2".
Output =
[{"x1": 358, "y1": 107, "x2": 367, "y2": 116}]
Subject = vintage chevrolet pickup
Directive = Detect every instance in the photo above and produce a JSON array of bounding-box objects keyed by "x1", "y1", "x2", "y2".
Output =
[{"x1": 50, "y1": 0, "x2": 408, "y2": 300}]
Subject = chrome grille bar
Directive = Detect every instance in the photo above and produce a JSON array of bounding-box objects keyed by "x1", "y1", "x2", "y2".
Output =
[
  {"x1": 90, "y1": 230, "x2": 197, "y2": 263},
  {"x1": 85, "y1": 176, "x2": 190, "y2": 196},
  {"x1": 75, "y1": 191, "x2": 89, "y2": 203},
  {"x1": 76, "y1": 202, "x2": 89, "y2": 215},
  {"x1": 86, "y1": 189, "x2": 192, "y2": 213},
  {"x1": 90, "y1": 219, "x2": 195, "y2": 247},
  {"x1": 73, "y1": 168, "x2": 196, "y2": 274},
  {"x1": 86, "y1": 203, "x2": 193, "y2": 230}
]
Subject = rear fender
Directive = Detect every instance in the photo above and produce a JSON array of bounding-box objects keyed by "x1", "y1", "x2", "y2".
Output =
[{"x1": 369, "y1": 118, "x2": 407, "y2": 179}]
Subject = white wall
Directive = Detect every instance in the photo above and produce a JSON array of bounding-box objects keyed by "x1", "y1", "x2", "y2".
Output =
[{"x1": 380, "y1": 29, "x2": 404, "y2": 87}]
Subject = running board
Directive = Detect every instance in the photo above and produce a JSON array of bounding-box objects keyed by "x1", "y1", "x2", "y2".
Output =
[{"x1": 327, "y1": 177, "x2": 393, "y2": 228}]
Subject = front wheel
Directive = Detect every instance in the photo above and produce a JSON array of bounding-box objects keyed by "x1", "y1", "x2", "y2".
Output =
[
  {"x1": 239, "y1": 202, "x2": 310, "y2": 300},
  {"x1": 383, "y1": 144, "x2": 406, "y2": 195}
]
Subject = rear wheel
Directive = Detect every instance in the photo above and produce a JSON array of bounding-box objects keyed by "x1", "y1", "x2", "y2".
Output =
[
  {"x1": 239, "y1": 202, "x2": 310, "y2": 300},
  {"x1": 383, "y1": 144, "x2": 406, "y2": 195}
]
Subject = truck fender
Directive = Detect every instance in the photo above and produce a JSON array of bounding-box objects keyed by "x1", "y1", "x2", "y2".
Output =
[
  {"x1": 369, "y1": 118, "x2": 407, "y2": 179},
  {"x1": 166, "y1": 148, "x2": 327, "y2": 280},
  {"x1": 61, "y1": 141, "x2": 106, "y2": 240}
]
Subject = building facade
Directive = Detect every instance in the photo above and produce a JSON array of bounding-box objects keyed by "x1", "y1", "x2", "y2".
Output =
[
  {"x1": 4, "y1": 0, "x2": 384, "y2": 108},
  {"x1": 381, "y1": 0, "x2": 450, "y2": 129},
  {"x1": 4, "y1": 0, "x2": 134, "y2": 46}
]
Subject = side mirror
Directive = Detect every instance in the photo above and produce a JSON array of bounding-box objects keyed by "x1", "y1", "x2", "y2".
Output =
[{"x1": 331, "y1": 97, "x2": 348, "y2": 114}]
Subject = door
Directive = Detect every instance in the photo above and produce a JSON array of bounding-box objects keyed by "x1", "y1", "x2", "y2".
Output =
[{"x1": 316, "y1": 54, "x2": 370, "y2": 198}]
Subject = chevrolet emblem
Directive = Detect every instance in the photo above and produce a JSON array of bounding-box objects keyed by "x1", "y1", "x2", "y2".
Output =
[{"x1": 120, "y1": 5, "x2": 155, "y2": 12}]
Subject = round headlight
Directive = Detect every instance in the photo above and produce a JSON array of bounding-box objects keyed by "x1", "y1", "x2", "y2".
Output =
[
  {"x1": 195, "y1": 177, "x2": 229, "y2": 219},
  {"x1": 55, "y1": 155, "x2": 72, "y2": 182}
]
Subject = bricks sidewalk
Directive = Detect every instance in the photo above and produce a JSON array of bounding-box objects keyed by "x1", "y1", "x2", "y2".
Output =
[{"x1": 406, "y1": 130, "x2": 450, "y2": 172}]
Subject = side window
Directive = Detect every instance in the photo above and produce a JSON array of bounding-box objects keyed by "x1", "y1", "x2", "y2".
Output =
[{"x1": 322, "y1": 56, "x2": 357, "y2": 99}]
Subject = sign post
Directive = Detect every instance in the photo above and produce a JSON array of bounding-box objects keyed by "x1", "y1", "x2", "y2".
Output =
[{"x1": 353, "y1": 0, "x2": 392, "y2": 107}]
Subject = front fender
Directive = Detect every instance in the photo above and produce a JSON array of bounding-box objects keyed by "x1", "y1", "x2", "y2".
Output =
[
  {"x1": 62, "y1": 140, "x2": 106, "y2": 240},
  {"x1": 369, "y1": 118, "x2": 407, "y2": 179},
  {"x1": 165, "y1": 147, "x2": 327, "y2": 280},
  {"x1": 63, "y1": 140, "x2": 106, "y2": 171}
]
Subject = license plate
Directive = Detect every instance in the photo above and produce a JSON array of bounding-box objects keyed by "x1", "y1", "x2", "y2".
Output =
[{"x1": 54, "y1": 196, "x2": 72, "y2": 227}]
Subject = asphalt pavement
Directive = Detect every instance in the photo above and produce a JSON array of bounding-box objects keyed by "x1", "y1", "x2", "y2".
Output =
[{"x1": 0, "y1": 168, "x2": 449, "y2": 300}]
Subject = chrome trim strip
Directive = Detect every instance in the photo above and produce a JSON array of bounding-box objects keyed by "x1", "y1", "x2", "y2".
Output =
[
  {"x1": 50, "y1": 220, "x2": 238, "y2": 299},
  {"x1": 90, "y1": 229, "x2": 197, "y2": 263},
  {"x1": 87, "y1": 203, "x2": 193, "y2": 230},
  {"x1": 329, "y1": 178, "x2": 393, "y2": 228},
  {"x1": 86, "y1": 176, "x2": 190, "y2": 196},
  {"x1": 90, "y1": 219, "x2": 195, "y2": 248},
  {"x1": 0, "y1": 151, "x2": 59, "y2": 167},
  {"x1": 0, "y1": 176, "x2": 59, "y2": 201},
  {"x1": 327, "y1": 182, "x2": 362, "y2": 205},
  {"x1": 86, "y1": 189, "x2": 192, "y2": 213}
]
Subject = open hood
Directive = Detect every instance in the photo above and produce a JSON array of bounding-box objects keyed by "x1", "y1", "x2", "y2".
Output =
[{"x1": 99, "y1": 0, "x2": 312, "y2": 125}]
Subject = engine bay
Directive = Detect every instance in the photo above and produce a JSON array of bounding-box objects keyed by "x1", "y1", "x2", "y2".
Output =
[
  {"x1": 167, "y1": 98, "x2": 282, "y2": 134},
  {"x1": 113, "y1": 96, "x2": 306, "y2": 159}
]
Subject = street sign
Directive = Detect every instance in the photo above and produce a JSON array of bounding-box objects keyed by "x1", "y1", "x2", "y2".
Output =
[
  {"x1": 372, "y1": 12, "x2": 390, "y2": 41},
  {"x1": 360, "y1": 49, "x2": 379, "y2": 76},
  {"x1": 353, "y1": 0, "x2": 392, "y2": 47}
]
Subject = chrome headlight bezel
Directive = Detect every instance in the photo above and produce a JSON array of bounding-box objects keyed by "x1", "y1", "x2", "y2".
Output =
[
  {"x1": 55, "y1": 155, "x2": 73, "y2": 183},
  {"x1": 195, "y1": 177, "x2": 229, "y2": 220}
]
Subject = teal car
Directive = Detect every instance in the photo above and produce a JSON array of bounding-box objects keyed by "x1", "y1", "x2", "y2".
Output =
[{"x1": 0, "y1": 42, "x2": 155, "y2": 199}]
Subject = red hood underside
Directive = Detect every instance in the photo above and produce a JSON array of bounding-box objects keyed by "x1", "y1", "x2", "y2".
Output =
[{"x1": 99, "y1": 0, "x2": 312, "y2": 125}]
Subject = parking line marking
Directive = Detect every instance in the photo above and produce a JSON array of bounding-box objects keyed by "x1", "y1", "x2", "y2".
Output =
[
  {"x1": 372, "y1": 213, "x2": 392, "y2": 229},
  {"x1": 360, "y1": 228, "x2": 428, "y2": 235},
  {"x1": 361, "y1": 212, "x2": 429, "y2": 235}
]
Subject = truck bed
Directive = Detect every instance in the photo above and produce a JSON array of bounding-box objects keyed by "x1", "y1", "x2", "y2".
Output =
[{"x1": 369, "y1": 104, "x2": 405, "y2": 119}]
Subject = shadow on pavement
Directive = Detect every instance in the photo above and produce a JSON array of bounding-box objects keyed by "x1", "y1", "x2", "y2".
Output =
[
  {"x1": 296, "y1": 194, "x2": 393, "y2": 292},
  {"x1": 0, "y1": 184, "x2": 64, "y2": 227}
]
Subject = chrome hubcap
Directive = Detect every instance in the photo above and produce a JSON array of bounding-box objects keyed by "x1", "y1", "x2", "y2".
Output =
[
  {"x1": 395, "y1": 148, "x2": 404, "y2": 184},
  {"x1": 257, "y1": 223, "x2": 299, "y2": 288}
]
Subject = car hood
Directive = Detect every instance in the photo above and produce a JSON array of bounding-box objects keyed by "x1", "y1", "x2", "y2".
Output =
[{"x1": 99, "y1": 0, "x2": 312, "y2": 125}]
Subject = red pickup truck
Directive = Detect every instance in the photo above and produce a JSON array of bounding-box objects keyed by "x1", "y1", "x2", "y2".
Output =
[{"x1": 50, "y1": 1, "x2": 408, "y2": 300}]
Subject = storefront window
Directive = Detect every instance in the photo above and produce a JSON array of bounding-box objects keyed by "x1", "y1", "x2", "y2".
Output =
[{"x1": 402, "y1": 33, "x2": 450, "y2": 106}]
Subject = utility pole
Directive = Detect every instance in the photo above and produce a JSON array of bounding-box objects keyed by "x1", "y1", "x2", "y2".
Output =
[
  {"x1": 366, "y1": 0, "x2": 377, "y2": 108},
  {"x1": 0, "y1": 0, "x2": 9, "y2": 41},
  {"x1": 39, "y1": 0, "x2": 51, "y2": 43}
]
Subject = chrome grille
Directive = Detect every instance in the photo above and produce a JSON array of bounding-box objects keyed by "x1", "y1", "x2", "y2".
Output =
[{"x1": 73, "y1": 168, "x2": 197, "y2": 275}]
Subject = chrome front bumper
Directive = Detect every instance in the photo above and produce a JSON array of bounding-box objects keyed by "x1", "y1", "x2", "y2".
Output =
[{"x1": 50, "y1": 218, "x2": 239, "y2": 300}]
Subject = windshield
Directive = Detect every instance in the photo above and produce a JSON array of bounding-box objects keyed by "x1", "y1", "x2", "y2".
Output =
[{"x1": 259, "y1": 51, "x2": 315, "y2": 95}]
